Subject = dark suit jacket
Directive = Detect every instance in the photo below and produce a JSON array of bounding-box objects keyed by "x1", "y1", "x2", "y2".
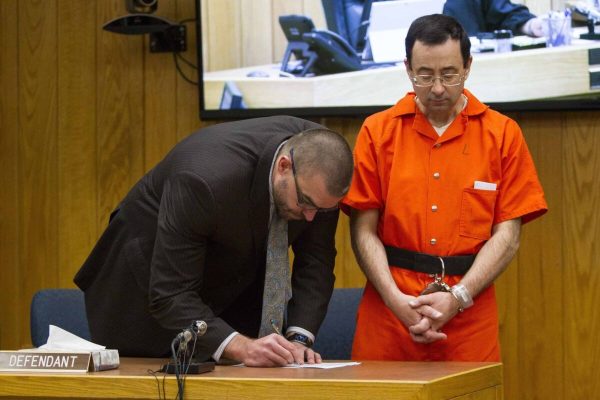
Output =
[
  {"x1": 74, "y1": 116, "x2": 339, "y2": 360},
  {"x1": 443, "y1": 0, "x2": 535, "y2": 36}
]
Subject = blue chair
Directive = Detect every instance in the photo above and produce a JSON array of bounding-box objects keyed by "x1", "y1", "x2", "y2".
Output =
[
  {"x1": 321, "y1": 0, "x2": 373, "y2": 54},
  {"x1": 313, "y1": 287, "x2": 363, "y2": 360},
  {"x1": 30, "y1": 288, "x2": 91, "y2": 347}
]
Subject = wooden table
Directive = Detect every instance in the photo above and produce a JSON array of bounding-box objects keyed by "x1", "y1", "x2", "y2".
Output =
[{"x1": 0, "y1": 357, "x2": 502, "y2": 399}]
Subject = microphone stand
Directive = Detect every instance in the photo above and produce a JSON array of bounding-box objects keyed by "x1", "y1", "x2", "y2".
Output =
[{"x1": 161, "y1": 320, "x2": 215, "y2": 375}]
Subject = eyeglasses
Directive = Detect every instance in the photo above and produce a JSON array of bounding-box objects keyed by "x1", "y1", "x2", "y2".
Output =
[
  {"x1": 289, "y1": 148, "x2": 339, "y2": 213},
  {"x1": 410, "y1": 73, "x2": 464, "y2": 87}
]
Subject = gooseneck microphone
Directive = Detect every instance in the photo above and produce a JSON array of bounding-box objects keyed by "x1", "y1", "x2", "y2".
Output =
[
  {"x1": 160, "y1": 320, "x2": 215, "y2": 400},
  {"x1": 161, "y1": 320, "x2": 213, "y2": 373},
  {"x1": 176, "y1": 320, "x2": 208, "y2": 351}
]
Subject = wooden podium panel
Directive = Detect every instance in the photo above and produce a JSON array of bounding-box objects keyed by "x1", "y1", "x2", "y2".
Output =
[{"x1": 0, "y1": 358, "x2": 502, "y2": 400}]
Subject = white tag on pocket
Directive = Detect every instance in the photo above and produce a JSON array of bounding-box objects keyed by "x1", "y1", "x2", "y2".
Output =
[{"x1": 474, "y1": 181, "x2": 497, "y2": 191}]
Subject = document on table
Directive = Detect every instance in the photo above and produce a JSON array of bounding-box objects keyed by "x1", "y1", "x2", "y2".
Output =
[
  {"x1": 234, "y1": 361, "x2": 360, "y2": 369},
  {"x1": 284, "y1": 362, "x2": 361, "y2": 369}
]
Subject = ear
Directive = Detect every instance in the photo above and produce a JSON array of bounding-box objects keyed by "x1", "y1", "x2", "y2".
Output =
[
  {"x1": 276, "y1": 155, "x2": 292, "y2": 173},
  {"x1": 404, "y1": 58, "x2": 411, "y2": 77},
  {"x1": 464, "y1": 56, "x2": 473, "y2": 80}
]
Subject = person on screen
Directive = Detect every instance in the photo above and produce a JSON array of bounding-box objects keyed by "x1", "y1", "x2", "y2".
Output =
[
  {"x1": 340, "y1": 14, "x2": 547, "y2": 361},
  {"x1": 74, "y1": 116, "x2": 353, "y2": 367},
  {"x1": 443, "y1": 0, "x2": 545, "y2": 37}
]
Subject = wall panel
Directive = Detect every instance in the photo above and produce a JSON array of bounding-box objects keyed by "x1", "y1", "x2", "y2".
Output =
[
  {"x1": 303, "y1": 0, "x2": 327, "y2": 29},
  {"x1": 176, "y1": 0, "x2": 204, "y2": 139},
  {"x1": 563, "y1": 111, "x2": 600, "y2": 400},
  {"x1": 143, "y1": 0, "x2": 178, "y2": 170},
  {"x1": 0, "y1": 0, "x2": 21, "y2": 350},
  {"x1": 57, "y1": 0, "x2": 98, "y2": 286},
  {"x1": 495, "y1": 258, "x2": 520, "y2": 399},
  {"x1": 242, "y1": 0, "x2": 274, "y2": 67},
  {"x1": 96, "y1": 0, "x2": 145, "y2": 229},
  {"x1": 18, "y1": 0, "x2": 59, "y2": 348},
  {"x1": 321, "y1": 116, "x2": 365, "y2": 288},
  {"x1": 517, "y1": 112, "x2": 565, "y2": 400},
  {"x1": 205, "y1": 0, "x2": 241, "y2": 71},
  {"x1": 524, "y1": 0, "x2": 553, "y2": 15}
]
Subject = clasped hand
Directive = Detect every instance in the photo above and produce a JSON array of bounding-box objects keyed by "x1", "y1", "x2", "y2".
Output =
[{"x1": 395, "y1": 292, "x2": 461, "y2": 344}]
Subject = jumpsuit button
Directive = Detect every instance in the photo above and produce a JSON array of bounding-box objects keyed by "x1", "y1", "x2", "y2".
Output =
[
  {"x1": 430, "y1": 238, "x2": 437, "y2": 245},
  {"x1": 433, "y1": 172, "x2": 440, "y2": 179},
  {"x1": 431, "y1": 205, "x2": 438, "y2": 212}
]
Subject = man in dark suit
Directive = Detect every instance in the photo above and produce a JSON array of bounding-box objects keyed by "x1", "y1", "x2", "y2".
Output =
[
  {"x1": 443, "y1": 0, "x2": 544, "y2": 37},
  {"x1": 74, "y1": 116, "x2": 353, "y2": 367}
]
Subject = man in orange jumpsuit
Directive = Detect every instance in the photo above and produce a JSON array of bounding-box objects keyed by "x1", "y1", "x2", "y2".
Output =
[{"x1": 341, "y1": 14, "x2": 547, "y2": 361}]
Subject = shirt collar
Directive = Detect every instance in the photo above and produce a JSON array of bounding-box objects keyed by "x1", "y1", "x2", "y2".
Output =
[{"x1": 388, "y1": 88, "x2": 488, "y2": 118}]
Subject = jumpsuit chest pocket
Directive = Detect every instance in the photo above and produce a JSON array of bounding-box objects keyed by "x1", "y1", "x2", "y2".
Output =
[{"x1": 459, "y1": 188, "x2": 498, "y2": 240}]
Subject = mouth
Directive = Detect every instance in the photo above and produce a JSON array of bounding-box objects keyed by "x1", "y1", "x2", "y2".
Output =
[
  {"x1": 428, "y1": 98, "x2": 449, "y2": 107},
  {"x1": 429, "y1": 97, "x2": 447, "y2": 104}
]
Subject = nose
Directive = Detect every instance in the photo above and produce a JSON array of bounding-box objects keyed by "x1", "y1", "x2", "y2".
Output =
[
  {"x1": 431, "y1": 78, "x2": 445, "y2": 95},
  {"x1": 302, "y1": 209, "x2": 318, "y2": 221}
]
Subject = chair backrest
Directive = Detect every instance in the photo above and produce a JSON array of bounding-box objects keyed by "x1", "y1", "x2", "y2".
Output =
[
  {"x1": 321, "y1": 0, "x2": 371, "y2": 52},
  {"x1": 313, "y1": 287, "x2": 363, "y2": 360},
  {"x1": 30, "y1": 288, "x2": 91, "y2": 347}
]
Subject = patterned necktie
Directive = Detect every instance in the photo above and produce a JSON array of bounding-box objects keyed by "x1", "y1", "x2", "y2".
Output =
[{"x1": 258, "y1": 212, "x2": 291, "y2": 337}]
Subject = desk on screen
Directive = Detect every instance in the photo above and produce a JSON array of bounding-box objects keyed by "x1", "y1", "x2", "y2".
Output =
[{"x1": 203, "y1": 38, "x2": 600, "y2": 110}]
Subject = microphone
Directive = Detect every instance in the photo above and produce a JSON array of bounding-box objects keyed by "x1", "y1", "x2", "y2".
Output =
[
  {"x1": 176, "y1": 320, "x2": 208, "y2": 351},
  {"x1": 162, "y1": 320, "x2": 214, "y2": 375},
  {"x1": 177, "y1": 329, "x2": 194, "y2": 352},
  {"x1": 193, "y1": 320, "x2": 208, "y2": 336}
]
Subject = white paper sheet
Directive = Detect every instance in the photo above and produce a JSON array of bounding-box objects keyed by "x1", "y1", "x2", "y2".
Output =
[
  {"x1": 234, "y1": 361, "x2": 361, "y2": 369},
  {"x1": 282, "y1": 361, "x2": 361, "y2": 369}
]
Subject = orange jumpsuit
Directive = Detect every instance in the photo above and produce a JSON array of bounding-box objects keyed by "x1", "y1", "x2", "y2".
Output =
[{"x1": 341, "y1": 90, "x2": 547, "y2": 361}]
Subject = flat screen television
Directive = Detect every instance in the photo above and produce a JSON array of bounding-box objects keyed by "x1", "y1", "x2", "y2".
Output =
[{"x1": 195, "y1": 0, "x2": 600, "y2": 119}]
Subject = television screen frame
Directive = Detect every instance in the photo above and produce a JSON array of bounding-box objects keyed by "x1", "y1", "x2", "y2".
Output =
[{"x1": 195, "y1": 0, "x2": 600, "y2": 120}]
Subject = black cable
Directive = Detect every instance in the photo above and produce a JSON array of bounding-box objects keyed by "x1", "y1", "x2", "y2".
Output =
[
  {"x1": 179, "y1": 18, "x2": 196, "y2": 25},
  {"x1": 147, "y1": 368, "x2": 166, "y2": 400},
  {"x1": 172, "y1": 53, "x2": 198, "y2": 85},
  {"x1": 171, "y1": 18, "x2": 199, "y2": 83},
  {"x1": 184, "y1": 335, "x2": 199, "y2": 374},
  {"x1": 165, "y1": 324, "x2": 204, "y2": 400},
  {"x1": 171, "y1": 338, "x2": 185, "y2": 400},
  {"x1": 180, "y1": 339, "x2": 189, "y2": 396},
  {"x1": 176, "y1": 52, "x2": 197, "y2": 70}
]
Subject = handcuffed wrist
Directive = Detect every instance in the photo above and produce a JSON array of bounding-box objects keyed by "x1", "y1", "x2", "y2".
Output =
[{"x1": 450, "y1": 284, "x2": 474, "y2": 312}]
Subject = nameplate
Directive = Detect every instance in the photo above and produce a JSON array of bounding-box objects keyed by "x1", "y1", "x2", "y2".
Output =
[{"x1": 0, "y1": 351, "x2": 91, "y2": 373}]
